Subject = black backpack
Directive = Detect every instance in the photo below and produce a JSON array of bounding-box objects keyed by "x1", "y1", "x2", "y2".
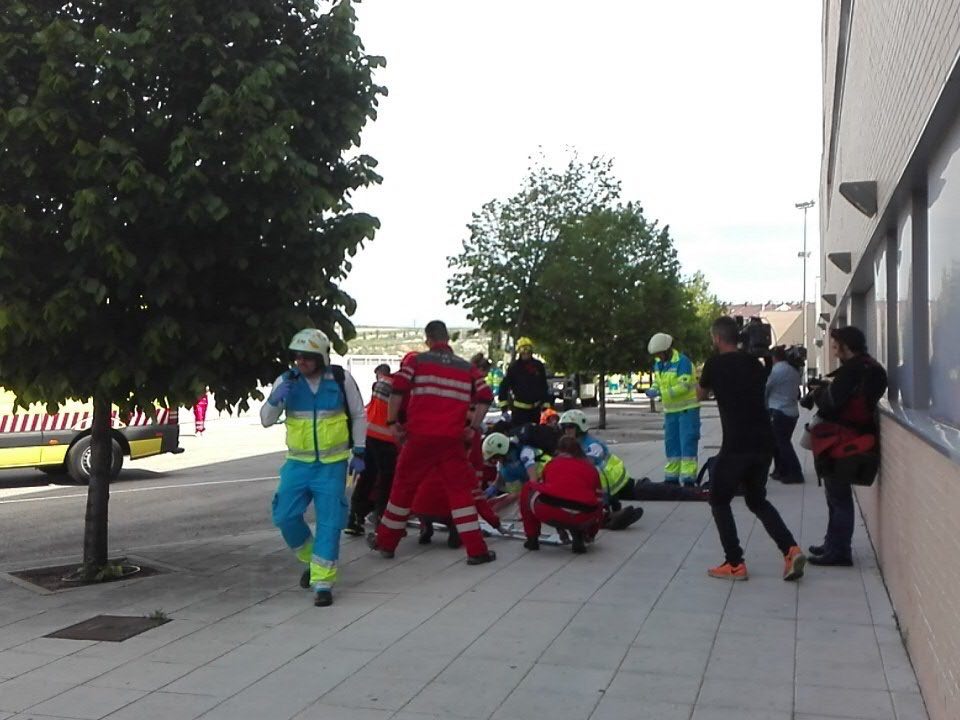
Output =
[{"x1": 330, "y1": 365, "x2": 353, "y2": 448}]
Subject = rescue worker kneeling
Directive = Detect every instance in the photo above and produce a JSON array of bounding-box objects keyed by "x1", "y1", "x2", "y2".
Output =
[
  {"x1": 559, "y1": 409, "x2": 644, "y2": 530},
  {"x1": 519, "y1": 436, "x2": 604, "y2": 554}
]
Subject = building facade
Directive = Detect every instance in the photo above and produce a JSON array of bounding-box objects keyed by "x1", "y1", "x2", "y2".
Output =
[{"x1": 820, "y1": 3, "x2": 960, "y2": 719}]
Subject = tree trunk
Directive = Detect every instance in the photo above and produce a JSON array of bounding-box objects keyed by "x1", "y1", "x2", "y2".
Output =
[
  {"x1": 598, "y1": 370, "x2": 607, "y2": 430},
  {"x1": 82, "y1": 395, "x2": 111, "y2": 580}
]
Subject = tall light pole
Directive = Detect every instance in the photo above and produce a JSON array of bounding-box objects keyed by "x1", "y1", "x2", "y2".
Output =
[{"x1": 795, "y1": 200, "x2": 815, "y2": 351}]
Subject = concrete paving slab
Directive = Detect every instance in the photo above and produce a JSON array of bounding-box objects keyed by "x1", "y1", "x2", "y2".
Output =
[{"x1": 27, "y1": 685, "x2": 145, "y2": 719}]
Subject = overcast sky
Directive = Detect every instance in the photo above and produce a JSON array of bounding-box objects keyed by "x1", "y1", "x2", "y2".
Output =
[{"x1": 341, "y1": 1, "x2": 823, "y2": 327}]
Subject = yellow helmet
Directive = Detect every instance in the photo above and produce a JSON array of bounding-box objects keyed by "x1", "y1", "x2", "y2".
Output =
[
  {"x1": 516, "y1": 336, "x2": 534, "y2": 351},
  {"x1": 288, "y1": 329, "x2": 331, "y2": 365}
]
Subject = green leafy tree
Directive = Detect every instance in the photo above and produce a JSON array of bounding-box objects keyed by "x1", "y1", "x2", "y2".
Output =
[
  {"x1": 532, "y1": 204, "x2": 687, "y2": 428},
  {"x1": 447, "y1": 152, "x2": 620, "y2": 345},
  {"x1": 674, "y1": 271, "x2": 727, "y2": 364},
  {"x1": 0, "y1": 0, "x2": 384, "y2": 579}
]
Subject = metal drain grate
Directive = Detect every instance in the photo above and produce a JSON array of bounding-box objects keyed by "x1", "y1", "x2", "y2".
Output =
[{"x1": 45, "y1": 615, "x2": 169, "y2": 642}]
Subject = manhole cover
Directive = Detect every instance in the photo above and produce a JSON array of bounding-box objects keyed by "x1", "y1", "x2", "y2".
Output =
[{"x1": 46, "y1": 614, "x2": 170, "y2": 642}]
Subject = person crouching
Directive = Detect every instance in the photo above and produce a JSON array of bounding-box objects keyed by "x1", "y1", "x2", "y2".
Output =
[{"x1": 520, "y1": 436, "x2": 604, "y2": 554}]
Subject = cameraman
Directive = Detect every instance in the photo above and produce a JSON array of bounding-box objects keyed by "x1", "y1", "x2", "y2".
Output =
[
  {"x1": 765, "y1": 346, "x2": 804, "y2": 484},
  {"x1": 805, "y1": 326, "x2": 887, "y2": 567},
  {"x1": 697, "y1": 316, "x2": 805, "y2": 582}
]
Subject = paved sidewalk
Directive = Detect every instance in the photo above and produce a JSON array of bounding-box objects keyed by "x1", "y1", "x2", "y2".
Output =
[{"x1": 0, "y1": 412, "x2": 928, "y2": 720}]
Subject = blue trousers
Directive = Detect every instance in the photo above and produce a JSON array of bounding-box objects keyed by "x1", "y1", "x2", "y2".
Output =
[
  {"x1": 663, "y1": 408, "x2": 701, "y2": 484},
  {"x1": 271, "y1": 459, "x2": 348, "y2": 591}
]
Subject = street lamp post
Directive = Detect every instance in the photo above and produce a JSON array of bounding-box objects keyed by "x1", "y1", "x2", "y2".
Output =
[{"x1": 795, "y1": 200, "x2": 815, "y2": 352}]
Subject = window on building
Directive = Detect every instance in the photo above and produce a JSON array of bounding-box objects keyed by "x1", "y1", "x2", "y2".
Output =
[
  {"x1": 873, "y1": 246, "x2": 887, "y2": 368},
  {"x1": 896, "y1": 207, "x2": 914, "y2": 406},
  {"x1": 927, "y1": 112, "x2": 960, "y2": 428}
]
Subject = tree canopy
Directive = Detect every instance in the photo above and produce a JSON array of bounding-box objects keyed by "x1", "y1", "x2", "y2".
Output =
[
  {"x1": 531, "y1": 203, "x2": 687, "y2": 378},
  {"x1": 0, "y1": 0, "x2": 385, "y2": 576},
  {"x1": 0, "y1": 0, "x2": 385, "y2": 414},
  {"x1": 447, "y1": 153, "x2": 620, "y2": 341}
]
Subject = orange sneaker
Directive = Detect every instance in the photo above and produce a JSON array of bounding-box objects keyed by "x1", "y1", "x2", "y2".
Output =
[
  {"x1": 783, "y1": 546, "x2": 806, "y2": 581},
  {"x1": 708, "y1": 562, "x2": 748, "y2": 580}
]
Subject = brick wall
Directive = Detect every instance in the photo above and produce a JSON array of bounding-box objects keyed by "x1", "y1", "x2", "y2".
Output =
[
  {"x1": 857, "y1": 415, "x2": 960, "y2": 720},
  {"x1": 820, "y1": 0, "x2": 960, "y2": 302}
]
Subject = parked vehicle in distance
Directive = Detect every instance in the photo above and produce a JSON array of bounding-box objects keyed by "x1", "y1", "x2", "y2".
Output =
[{"x1": 0, "y1": 389, "x2": 183, "y2": 484}]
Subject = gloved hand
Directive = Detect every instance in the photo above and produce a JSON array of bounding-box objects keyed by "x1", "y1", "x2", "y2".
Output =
[
  {"x1": 269, "y1": 377, "x2": 297, "y2": 406},
  {"x1": 348, "y1": 452, "x2": 365, "y2": 476},
  {"x1": 644, "y1": 388, "x2": 660, "y2": 399},
  {"x1": 484, "y1": 484, "x2": 499, "y2": 499}
]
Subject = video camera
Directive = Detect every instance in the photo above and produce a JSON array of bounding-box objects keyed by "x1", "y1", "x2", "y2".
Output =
[
  {"x1": 799, "y1": 376, "x2": 828, "y2": 410},
  {"x1": 735, "y1": 316, "x2": 773, "y2": 357}
]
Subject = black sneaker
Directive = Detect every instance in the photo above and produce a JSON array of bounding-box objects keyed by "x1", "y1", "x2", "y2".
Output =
[
  {"x1": 344, "y1": 514, "x2": 364, "y2": 536},
  {"x1": 299, "y1": 568, "x2": 311, "y2": 589},
  {"x1": 523, "y1": 537, "x2": 540, "y2": 551},
  {"x1": 447, "y1": 525, "x2": 462, "y2": 549},
  {"x1": 808, "y1": 543, "x2": 827, "y2": 556},
  {"x1": 571, "y1": 531, "x2": 587, "y2": 554},
  {"x1": 366, "y1": 532, "x2": 394, "y2": 559},
  {"x1": 466, "y1": 550, "x2": 497, "y2": 565},
  {"x1": 418, "y1": 523, "x2": 434, "y2": 545},
  {"x1": 314, "y1": 589, "x2": 333, "y2": 607}
]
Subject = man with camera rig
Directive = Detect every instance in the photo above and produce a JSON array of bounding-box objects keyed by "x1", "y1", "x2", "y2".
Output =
[
  {"x1": 766, "y1": 346, "x2": 805, "y2": 484},
  {"x1": 697, "y1": 316, "x2": 806, "y2": 582},
  {"x1": 801, "y1": 326, "x2": 887, "y2": 567}
]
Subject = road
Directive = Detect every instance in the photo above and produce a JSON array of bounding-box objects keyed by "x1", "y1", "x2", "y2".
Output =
[{"x1": 0, "y1": 415, "x2": 293, "y2": 569}]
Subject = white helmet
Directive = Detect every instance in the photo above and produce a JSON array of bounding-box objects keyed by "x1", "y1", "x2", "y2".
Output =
[
  {"x1": 481, "y1": 432, "x2": 511, "y2": 460},
  {"x1": 559, "y1": 409, "x2": 589, "y2": 434},
  {"x1": 288, "y1": 329, "x2": 331, "y2": 365},
  {"x1": 648, "y1": 332, "x2": 673, "y2": 355}
]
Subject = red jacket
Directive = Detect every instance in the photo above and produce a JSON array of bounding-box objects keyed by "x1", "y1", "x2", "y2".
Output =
[
  {"x1": 391, "y1": 344, "x2": 493, "y2": 438},
  {"x1": 533, "y1": 456, "x2": 603, "y2": 508}
]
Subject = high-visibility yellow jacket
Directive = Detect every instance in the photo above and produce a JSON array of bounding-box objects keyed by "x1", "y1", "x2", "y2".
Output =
[
  {"x1": 651, "y1": 349, "x2": 700, "y2": 414},
  {"x1": 284, "y1": 375, "x2": 351, "y2": 464}
]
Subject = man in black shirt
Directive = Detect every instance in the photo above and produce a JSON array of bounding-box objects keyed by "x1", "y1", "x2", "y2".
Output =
[{"x1": 697, "y1": 316, "x2": 806, "y2": 582}]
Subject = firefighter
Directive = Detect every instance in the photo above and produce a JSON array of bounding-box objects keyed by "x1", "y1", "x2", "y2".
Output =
[
  {"x1": 519, "y1": 436, "x2": 604, "y2": 554},
  {"x1": 498, "y1": 337, "x2": 549, "y2": 427},
  {"x1": 345, "y1": 364, "x2": 397, "y2": 536},
  {"x1": 261, "y1": 329, "x2": 366, "y2": 607},
  {"x1": 646, "y1": 333, "x2": 701, "y2": 486},
  {"x1": 369, "y1": 321, "x2": 497, "y2": 565}
]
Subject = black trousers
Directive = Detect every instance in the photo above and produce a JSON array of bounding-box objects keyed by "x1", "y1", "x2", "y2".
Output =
[
  {"x1": 349, "y1": 436, "x2": 398, "y2": 521},
  {"x1": 769, "y1": 410, "x2": 803, "y2": 480},
  {"x1": 822, "y1": 475, "x2": 855, "y2": 558},
  {"x1": 709, "y1": 451, "x2": 797, "y2": 565},
  {"x1": 509, "y1": 406, "x2": 540, "y2": 428}
]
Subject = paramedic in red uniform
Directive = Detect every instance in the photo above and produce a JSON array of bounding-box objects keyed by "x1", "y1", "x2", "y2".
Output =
[
  {"x1": 520, "y1": 436, "x2": 604, "y2": 554},
  {"x1": 369, "y1": 321, "x2": 497, "y2": 565}
]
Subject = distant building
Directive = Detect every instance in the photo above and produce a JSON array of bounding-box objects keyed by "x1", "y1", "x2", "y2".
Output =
[{"x1": 820, "y1": 3, "x2": 960, "y2": 719}]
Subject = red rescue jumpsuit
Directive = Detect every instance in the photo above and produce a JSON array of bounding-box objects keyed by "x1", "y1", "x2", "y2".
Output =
[
  {"x1": 376, "y1": 344, "x2": 494, "y2": 558},
  {"x1": 520, "y1": 456, "x2": 604, "y2": 540}
]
